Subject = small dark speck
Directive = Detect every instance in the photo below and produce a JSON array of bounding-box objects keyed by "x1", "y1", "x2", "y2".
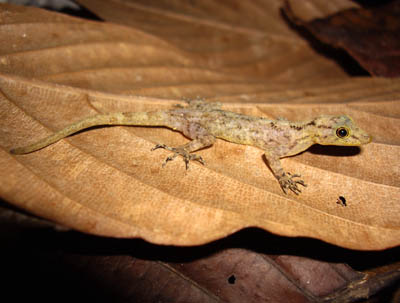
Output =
[
  {"x1": 228, "y1": 275, "x2": 236, "y2": 284},
  {"x1": 336, "y1": 196, "x2": 347, "y2": 207}
]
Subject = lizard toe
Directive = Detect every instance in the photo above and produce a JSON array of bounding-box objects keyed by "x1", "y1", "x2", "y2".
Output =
[{"x1": 279, "y1": 173, "x2": 307, "y2": 195}]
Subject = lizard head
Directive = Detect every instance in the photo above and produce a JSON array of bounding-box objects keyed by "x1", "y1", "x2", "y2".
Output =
[{"x1": 311, "y1": 115, "x2": 371, "y2": 146}]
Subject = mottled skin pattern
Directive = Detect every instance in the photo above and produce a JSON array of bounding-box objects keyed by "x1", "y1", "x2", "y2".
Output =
[{"x1": 11, "y1": 100, "x2": 371, "y2": 194}]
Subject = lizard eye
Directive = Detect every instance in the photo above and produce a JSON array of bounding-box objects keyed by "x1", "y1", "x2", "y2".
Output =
[{"x1": 336, "y1": 127, "x2": 349, "y2": 138}]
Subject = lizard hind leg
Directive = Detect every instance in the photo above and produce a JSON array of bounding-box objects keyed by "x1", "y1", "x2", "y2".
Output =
[{"x1": 151, "y1": 135, "x2": 215, "y2": 170}]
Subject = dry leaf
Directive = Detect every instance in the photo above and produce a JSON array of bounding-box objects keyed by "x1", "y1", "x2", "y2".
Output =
[
  {"x1": 284, "y1": 0, "x2": 400, "y2": 77},
  {"x1": 2, "y1": 73, "x2": 400, "y2": 250},
  {"x1": 3, "y1": 229, "x2": 398, "y2": 303},
  {"x1": 283, "y1": 0, "x2": 360, "y2": 22},
  {"x1": 0, "y1": 2, "x2": 399, "y2": 250},
  {"x1": 1, "y1": 0, "x2": 351, "y2": 95},
  {"x1": 57, "y1": 250, "x2": 362, "y2": 302}
]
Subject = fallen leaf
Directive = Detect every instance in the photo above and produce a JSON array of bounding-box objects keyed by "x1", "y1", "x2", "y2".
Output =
[
  {"x1": 2, "y1": 73, "x2": 400, "y2": 250},
  {"x1": 283, "y1": 0, "x2": 360, "y2": 22},
  {"x1": 0, "y1": 2, "x2": 399, "y2": 251},
  {"x1": 284, "y1": 0, "x2": 400, "y2": 77},
  {"x1": 2, "y1": 228, "x2": 399, "y2": 303},
  {"x1": 1, "y1": 0, "x2": 351, "y2": 96}
]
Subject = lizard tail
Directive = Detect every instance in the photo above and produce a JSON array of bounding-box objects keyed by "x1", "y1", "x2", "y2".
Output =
[{"x1": 10, "y1": 111, "x2": 169, "y2": 154}]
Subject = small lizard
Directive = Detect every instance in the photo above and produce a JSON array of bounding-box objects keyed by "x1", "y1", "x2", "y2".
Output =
[{"x1": 10, "y1": 100, "x2": 371, "y2": 194}]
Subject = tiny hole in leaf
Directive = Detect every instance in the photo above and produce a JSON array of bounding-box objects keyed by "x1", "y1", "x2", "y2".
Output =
[
  {"x1": 336, "y1": 196, "x2": 347, "y2": 207},
  {"x1": 228, "y1": 274, "x2": 236, "y2": 284}
]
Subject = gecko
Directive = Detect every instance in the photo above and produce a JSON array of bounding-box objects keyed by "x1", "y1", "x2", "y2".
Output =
[{"x1": 10, "y1": 100, "x2": 371, "y2": 194}]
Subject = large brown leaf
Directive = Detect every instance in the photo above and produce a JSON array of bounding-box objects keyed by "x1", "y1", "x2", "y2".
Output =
[{"x1": 0, "y1": 2, "x2": 399, "y2": 250}]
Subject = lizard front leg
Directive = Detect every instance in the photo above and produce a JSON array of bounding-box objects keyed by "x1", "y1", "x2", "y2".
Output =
[
  {"x1": 264, "y1": 150, "x2": 306, "y2": 195},
  {"x1": 152, "y1": 134, "x2": 215, "y2": 169}
]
